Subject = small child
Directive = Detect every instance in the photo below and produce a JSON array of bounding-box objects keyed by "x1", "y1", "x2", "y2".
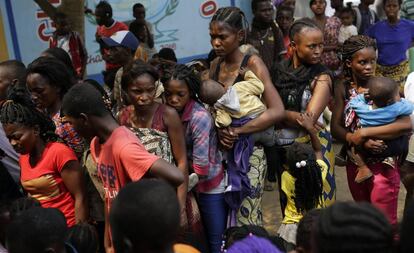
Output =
[
  {"x1": 277, "y1": 112, "x2": 326, "y2": 252},
  {"x1": 276, "y1": 6, "x2": 295, "y2": 59},
  {"x1": 338, "y1": 6, "x2": 358, "y2": 44},
  {"x1": 200, "y1": 69, "x2": 275, "y2": 146},
  {"x1": 349, "y1": 77, "x2": 414, "y2": 182},
  {"x1": 49, "y1": 12, "x2": 87, "y2": 79}
]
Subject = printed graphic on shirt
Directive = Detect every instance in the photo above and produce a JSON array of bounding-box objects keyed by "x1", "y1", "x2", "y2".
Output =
[
  {"x1": 22, "y1": 174, "x2": 60, "y2": 201},
  {"x1": 98, "y1": 163, "x2": 119, "y2": 200}
]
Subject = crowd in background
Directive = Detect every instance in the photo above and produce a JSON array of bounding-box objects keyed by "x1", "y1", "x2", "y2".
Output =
[{"x1": 2, "y1": 0, "x2": 414, "y2": 253}]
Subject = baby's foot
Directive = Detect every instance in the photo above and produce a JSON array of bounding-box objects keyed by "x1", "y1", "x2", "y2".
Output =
[{"x1": 355, "y1": 167, "x2": 373, "y2": 183}]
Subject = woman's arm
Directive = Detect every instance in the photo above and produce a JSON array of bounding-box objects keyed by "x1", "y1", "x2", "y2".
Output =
[
  {"x1": 348, "y1": 116, "x2": 412, "y2": 145},
  {"x1": 330, "y1": 80, "x2": 349, "y2": 142},
  {"x1": 164, "y1": 106, "x2": 189, "y2": 227},
  {"x1": 236, "y1": 55, "x2": 285, "y2": 134},
  {"x1": 284, "y1": 74, "x2": 332, "y2": 128},
  {"x1": 297, "y1": 112, "x2": 323, "y2": 160},
  {"x1": 61, "y1": 160, "x2": 88, "y2": 223}
]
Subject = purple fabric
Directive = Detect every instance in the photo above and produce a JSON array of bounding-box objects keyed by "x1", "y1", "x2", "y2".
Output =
[
  {"x1": 227, "y1": 235, "x2": 282, "y2": 253},
  {"x1": 224, "y1": 117, "x2": 254, "y2": 211}
]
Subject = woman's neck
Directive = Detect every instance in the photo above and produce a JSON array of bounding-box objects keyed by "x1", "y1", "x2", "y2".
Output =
[
  {"x1": 292, "y1": 53, "x2": 302, "y2": 69},
  {"x1": 132, "y1": 103, "x2": 157, "y2": 126},
  {"x1": 29, "y1": 139, "x2": 46, "y2": 166},
  {"x1": 224, "y1": 48, "x2": 244, "y2": 65},
  {"x1": 48, "y1": 100, "x2": 62, "y2": 117},
  {"x1": 353, "y1": 75, "x2": 369, "y2": 88}
]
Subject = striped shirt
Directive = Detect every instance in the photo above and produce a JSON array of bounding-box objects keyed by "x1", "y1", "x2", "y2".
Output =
[
  {"x1": 401, "y1": 0, "x2": 414, "y2": 20},
  {"x1": 181, "y1": 100, "x2": 224, "y2": 193}
]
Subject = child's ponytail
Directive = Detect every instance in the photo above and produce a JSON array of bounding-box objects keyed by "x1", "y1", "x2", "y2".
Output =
[{"x1": 287, "y1": 142, "x2": 323, "y2": 213}]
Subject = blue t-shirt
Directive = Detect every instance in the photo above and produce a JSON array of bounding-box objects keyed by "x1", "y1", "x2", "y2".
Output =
[
  {"x1": 366, "y1": 19, "x2": 414, "y2": 66},
  {"x1": 349, "y1": 94, "x2": 414, "y2": 126}
]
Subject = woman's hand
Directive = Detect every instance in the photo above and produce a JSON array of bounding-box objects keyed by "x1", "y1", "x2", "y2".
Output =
[
  {"x1": 346, "y1": 130, "x2": 365, "y2": 146},
  {"x1": 218, "y1": 127, "x2": 239, "y2": 149},
  {"x1": 363, "y1": 139, "x2": 387, "y2": 154}
]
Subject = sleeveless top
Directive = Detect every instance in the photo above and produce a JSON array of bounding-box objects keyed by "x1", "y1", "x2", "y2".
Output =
[
  {"x1": 118, "y1": 104, "x2": 173, "y2": 163},
  {"x1": 212, "y1": 55, "x2": 252, "y2": 84},
  {"x1": 118, "y1": 103, "x2": 167, "y2": 132}
]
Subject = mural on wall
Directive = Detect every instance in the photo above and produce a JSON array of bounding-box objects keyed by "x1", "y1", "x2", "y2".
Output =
[{"x1": 1, "y1": 0, "x2": 252, "y2": 79}]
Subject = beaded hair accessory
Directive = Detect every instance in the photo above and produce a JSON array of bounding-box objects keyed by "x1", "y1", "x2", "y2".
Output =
[{"x1": 296, "y1": 160, "x2": 307, "y2": 168}]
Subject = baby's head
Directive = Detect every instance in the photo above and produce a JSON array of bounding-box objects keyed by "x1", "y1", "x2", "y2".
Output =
[
  {"x1": 339, "y1": 4, "x2": 354, "y2": 26},
  {"x1": 367, "y1": 77, "x2": 399, "y2": 108},
  {"x1": 199, "y1": 79, "x2": 226, "y2": 105}
]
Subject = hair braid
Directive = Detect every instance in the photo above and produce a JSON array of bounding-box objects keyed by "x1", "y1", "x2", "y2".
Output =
[
  {"x1": 286, "y1": 142, "x2": 323, "y2": 213},
  {"x1": 211, "y1": 7, "x2": 248, "y2": 43},
  {"x1": 164, "y1": 64, "x2": 202, "y2": 103},
  {"x1": 340, "y1": 35, "x2": 377, "y2": 79},
  {"x1": 289, "y1": 18, "x2": 321, "y2": 42}
]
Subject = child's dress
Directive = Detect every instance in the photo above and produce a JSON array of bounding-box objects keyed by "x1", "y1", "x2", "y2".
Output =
[{"x1": 277, "y1": 159, "x2": 328, "y2": 248}]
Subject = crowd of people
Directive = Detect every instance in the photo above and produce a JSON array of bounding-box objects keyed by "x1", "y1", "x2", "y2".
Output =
[{"x1": 2, "y1": 0, "x2": 414, "y2": 252}]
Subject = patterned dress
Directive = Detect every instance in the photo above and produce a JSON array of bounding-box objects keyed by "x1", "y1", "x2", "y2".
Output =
[
  {"x1": 321, "y1": 16, "x2": 342, "y2": 72},
  {"x1": 212, "y1": 55, "x2": 268, "y2": 226}
]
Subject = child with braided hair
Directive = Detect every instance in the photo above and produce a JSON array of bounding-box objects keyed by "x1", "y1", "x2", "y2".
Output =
[
  {"x1": 164, "y1": 64, "x2": 225, "y2": 253},
  {"x1": 277, "y1": 112, "x2": 326, "y2": 252},
  {"x1": 0, "y1": 85, "x2": 87, "y2": 226}
]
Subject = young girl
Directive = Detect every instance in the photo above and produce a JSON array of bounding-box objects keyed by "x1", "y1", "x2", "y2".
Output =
[
  {"x1": 164, "y1": 64, "x2": 225, "y2": 253},
  {"x1": 277, "y1": 112, "x2": 325, "y2": 252},
  {"x1": 0, "y1": 86, "x2": 87, "y2": 226}
]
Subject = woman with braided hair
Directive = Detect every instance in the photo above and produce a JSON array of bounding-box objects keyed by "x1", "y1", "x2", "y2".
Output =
[
  {"x1": 0, "y1": 85, "x2": 87, "y2": 227},
  {"x1": 331, "y1": 35, "x2": 412, "y2": 226},
  {"x1": 208, "y1": 6, "x2": 284, "y2": 228},
  {"x1": 164, "y1": 64, "x2": 224, "y2": 253}
]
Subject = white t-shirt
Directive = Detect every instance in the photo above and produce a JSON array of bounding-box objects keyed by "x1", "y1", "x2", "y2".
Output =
[
  {"x1": 404, "y1": 72, "x2": 414, "y2": 127},
  {"x1": 338, "y1": 25, "x2": 358, "y2": 44}
]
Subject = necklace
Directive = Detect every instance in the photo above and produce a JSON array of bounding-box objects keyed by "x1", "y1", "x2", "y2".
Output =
[{"x1": 258, "y1": 28, "x2": 270, "y2": 45}]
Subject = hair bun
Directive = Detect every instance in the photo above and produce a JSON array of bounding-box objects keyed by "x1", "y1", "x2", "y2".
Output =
[{"x1": 5, "y1": 85, "x2": 34, "y2": 108}]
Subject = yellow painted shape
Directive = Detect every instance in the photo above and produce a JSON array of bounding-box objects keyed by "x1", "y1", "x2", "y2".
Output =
[{"x1": 0, "y1": 8, "x2": 9, "y2": 61}]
